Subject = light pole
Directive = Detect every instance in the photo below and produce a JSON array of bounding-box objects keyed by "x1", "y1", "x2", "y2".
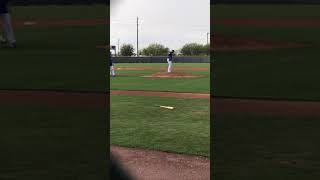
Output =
[
  {"x1": 137, "y1": 16, "x2": 139, "y2": 57},
  {"x1": 117, "y1": 39, "x2": 120, "y2": 56},
  {"x1": 207, "y1": 32, "x2": 210, "y2": 45}
]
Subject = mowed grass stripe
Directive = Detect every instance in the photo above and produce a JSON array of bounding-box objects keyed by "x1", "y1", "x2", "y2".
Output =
[
  {"x1": 213, "y1": 114, "x2": 320, "y2": 179},
  {"x1": 0, "y1": 105, "x2": 107, "y2": 179},
  {"x1": 0, "y1": 22, "x2": 107, "y2": 91},
  {"x1": 212, "y1": 5, "x2": 320, "y2": 100},
  {"x1": 212, "y1": 5, "x2": 320, "y2": 18},
  {"x1": 111, "y1": 63, "x2": 210, "y2": 93},
  {"x1": 12, "y1": 5, "x2": 108, "y2": 20},
  {"x1": 110, "y1": 95, "x2": 210, "y2": 157}
]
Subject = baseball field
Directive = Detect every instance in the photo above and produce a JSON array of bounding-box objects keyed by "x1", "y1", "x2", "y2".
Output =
[
  {"x1": 0, "y1": 5, "x2": 108, "y2": 179},
  {"x1": 0, "y1": 5, "x2": 107, "y2": 91},
  {"x1": 5, "y1": 3, "x2": 320, "y2": 179},
  {"x1": 213, "y1": 4, "x2": 320, "y2": 179},
  {"x1": 110, "y1": 63, "x2": 210, "y2": 178},
  {"x1": 110, "y1": 63, "x2": 210, "y2": 155}
]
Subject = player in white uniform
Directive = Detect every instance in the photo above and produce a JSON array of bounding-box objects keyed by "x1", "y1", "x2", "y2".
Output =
[
  {"x1": 0, "y1": 0, "x2": 16, "y2": 48},
  {"x1": 110, "y1": 51, "x2": 116, "y2": 77},
  {"x1": 167, "y1": 50, "x2": 174, "y2": 73}
]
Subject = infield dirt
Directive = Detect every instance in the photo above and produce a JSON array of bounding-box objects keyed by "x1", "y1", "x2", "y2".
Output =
[
  {"x1": 111, "y1": 146, "x2": 210, "y2": 180},
  {"x1": 143, "y1": 72, "x2": 206, "y2": 78}
]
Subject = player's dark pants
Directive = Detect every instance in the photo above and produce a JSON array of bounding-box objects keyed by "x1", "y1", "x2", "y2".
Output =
[
  {"x1": 0, "y1": 0, "x2": 16, "y2": 45},
  {"x1": 0, "y1": 0, "x2": 9, "y2": 14}
]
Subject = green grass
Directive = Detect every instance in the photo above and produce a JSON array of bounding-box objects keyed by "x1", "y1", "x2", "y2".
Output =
[
  {"x1": 110, "y1": 63, "x2": 210, "y2": 93},
  {"x1": 0, "y1": 104, "x2": 107, "y2": 179},
  {"x1": 213, "y1": 48, "x2": 320, "y2": 100},
  {"x1": 213, "y1": 4, "x2": 320, "y2": 18},
  {"x1": 213, "y1": 114, "x2": 320, "y2": 180},
  {"x1": 212, "y1": 5, "x2": 320, "y2": 100},
  {"x1": 0, "y1": 5, "x2": 108, "y2": 178},
  {"x1": 212, "y1": 5, "x2": 320, "y2": 179},
  {"x1": 110, "y1": 95, "x2": 210, "y2": 157},
  {"x1": 0, "y1": 5, "x2": 108, "y2": 92},
  {"x1": 213, "y1": 25, "x2": 320, "y2": 44},
  {"x1": 12, "y1": 5, "x2": 108, "y2": 20}
]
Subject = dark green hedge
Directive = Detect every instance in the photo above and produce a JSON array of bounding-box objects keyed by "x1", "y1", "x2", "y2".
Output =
[{"x1": 10, "y1": 0, "x2": 109, "y2": 5}]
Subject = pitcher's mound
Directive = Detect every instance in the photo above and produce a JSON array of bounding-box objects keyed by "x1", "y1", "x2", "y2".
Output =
[{"x1": 143, "y1": 72, "x2": 205, "y2": 78}]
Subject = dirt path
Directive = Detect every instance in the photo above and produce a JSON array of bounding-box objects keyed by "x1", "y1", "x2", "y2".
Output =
[
  {"x1": 213, "y1": 97, "x2": 320, "y2": 117},
  {"x1": 116, "y1": 67, "x2": 209, "y2": 71},
  {"x1": 0, "y1": 90, "x2": 209, "y2": 107},
  {"x1": 2, "y1": 90, "x2": 320, "y2": 117},
  {"x1": 112, "y1": 91, "x2": 320, "y2": 117},
  {"x1": 143, "y1": 72, "x2": 206, "y2": 78},
  {"x1": 213, "y1": 18, "x2": 320, "y2": 27},
  {"x1": 111, "y1": 90, "x2": 210, "y2": 99},
  {"x1": 212, "y1": 18, "x2": 316, "y2": 51},
  {"x1": 111, "y1": 146, "x2": 210, "y2": 180}
]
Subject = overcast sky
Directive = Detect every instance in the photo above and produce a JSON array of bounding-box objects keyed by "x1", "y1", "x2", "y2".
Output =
[{"x1": 111, "y1": 0, "x2": 210, "y2": 52}]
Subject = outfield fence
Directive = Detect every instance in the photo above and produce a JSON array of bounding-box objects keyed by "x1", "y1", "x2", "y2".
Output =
[{"x1": 113, "y1": 56, "x2": 210, "y2": 63}]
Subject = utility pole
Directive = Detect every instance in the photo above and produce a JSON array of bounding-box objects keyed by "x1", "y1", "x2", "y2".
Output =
[
  {"x1": 117, "y1": 39, "x2": 120, "y2": 56},
  {"x1": 137, "y1": 16, "x2": 139, "y2": 57}
]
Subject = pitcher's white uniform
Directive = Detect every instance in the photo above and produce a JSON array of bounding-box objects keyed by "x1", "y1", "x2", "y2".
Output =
[
  {"x1": 167, "y1": 50, "x2": 174, "y2": 73},
  {"x1": 0, "y1": 0, "x2": 16, "y2": 48},
  {"x1": 110, "y1": 52, "x2": 115, "y2": 76}
]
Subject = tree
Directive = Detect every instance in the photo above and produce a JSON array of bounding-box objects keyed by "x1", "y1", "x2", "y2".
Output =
[
  {"x1": 141, "y1": 43, "x2": 169, "y2": 56},
  {"x1": 120, "y1": 44, "x2": 135, "y2": 56},
  {"x1": 180, "y1": 43, "x2": 205, "y2": 56},
  {"x1": 203, "y1": 44, "x2": 210, "y2": 56}
]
